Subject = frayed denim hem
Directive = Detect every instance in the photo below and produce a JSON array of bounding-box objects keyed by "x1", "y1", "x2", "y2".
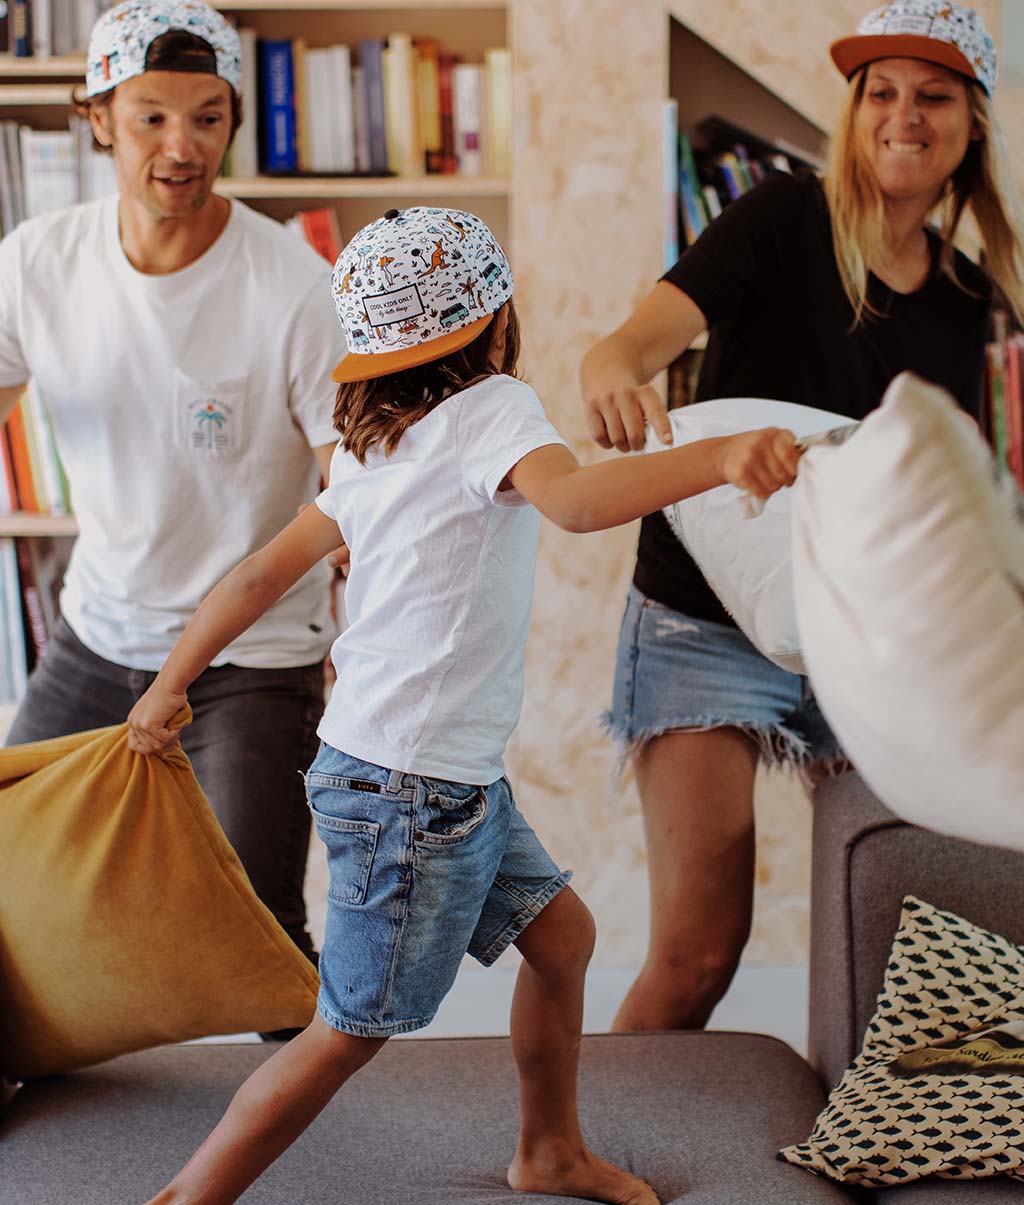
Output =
[
  {"x1": 474, "y1": 870, "x2": 574, "y2": 967},
  {"x1": 317, "y1": 999, "x2": 436, "y2": 1038},
  {"x1": 600, "y1": 710, "x2": 847, "y2": 784}
]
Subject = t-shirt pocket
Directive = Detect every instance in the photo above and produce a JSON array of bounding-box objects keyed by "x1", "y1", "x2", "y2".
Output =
[{"x1": 174, "y1": 369, "x2": 249, "y2": 461}]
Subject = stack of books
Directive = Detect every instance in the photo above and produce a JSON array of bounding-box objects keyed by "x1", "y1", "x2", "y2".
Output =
[
  {"x1": 984, "y1": 311, "x2": 1024, "y2": 491},
  {"x1": 2, "y1": 383, "x2": 71, "y2": 519},
  {"x1": 0, "y1": 531, "x2": 70, "y2": 703},
  {"x1": 0, "y1": 114, "x2": 116, "y2": 236},
  {"x1": 0, "y1": 0, "x2": 107, "y2": 57},
  {"x1": 229, "y1": 32, "x2": 512, "y2": 180}
]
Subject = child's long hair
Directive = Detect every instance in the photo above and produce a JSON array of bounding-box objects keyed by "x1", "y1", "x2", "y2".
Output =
[
  {"x1": 824, "y1": 68, "x2": 1024, "y2": 326},
  {"x1": 334, "y1": 299, "x2": 521, "y2": 464}
]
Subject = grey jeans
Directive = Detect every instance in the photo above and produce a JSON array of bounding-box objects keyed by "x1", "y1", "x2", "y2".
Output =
[{"x1": 6, "y1": 619, "x2": 323, "y2": 962}]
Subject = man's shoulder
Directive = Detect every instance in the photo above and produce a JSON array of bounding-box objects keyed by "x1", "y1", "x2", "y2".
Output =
[
  {"x1": 3, "y1": 197, "x2": 111, "y2": 262},
  {"x1": 231, "y1": 201, "x2": 333, "y2": 292}
]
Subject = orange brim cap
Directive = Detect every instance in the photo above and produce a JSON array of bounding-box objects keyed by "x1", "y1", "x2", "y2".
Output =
[
  {"x1": 331, "y1": 312, "x2": 495, "y2": 383},
  {"x1": 830, "y1": 33, "x2": 982, "y2": 91}
]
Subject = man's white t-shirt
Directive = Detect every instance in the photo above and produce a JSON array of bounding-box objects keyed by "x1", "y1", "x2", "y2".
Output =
[
  {"x1": 315, "y1": 375, "x2": 567, "y2": 785},
  {"x1": 0, "y1": 198, "x2": 345, "y2": 669}
]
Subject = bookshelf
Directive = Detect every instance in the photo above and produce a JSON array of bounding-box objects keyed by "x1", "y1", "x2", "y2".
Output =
[
  {"x1": 664, "y1": 17, "x2": 826, "y2": 407},
  {"x1": 0, "y1": 1, "x2": 513, "y2": 242},
  {"x1": 0, "y1": 513, "x2": 77, "y2": 537}
]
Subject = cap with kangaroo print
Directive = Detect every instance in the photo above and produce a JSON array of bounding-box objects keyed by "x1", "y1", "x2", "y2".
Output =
[
  {"x1": 85, "y1": 0, "x2": 242, "y2": 98},
  {"x1": 330, "y1": 207, "x2": 514, "y2": 383},
  {"x1": 830, "y1": 1, "x2": 996, "y2": 97}
]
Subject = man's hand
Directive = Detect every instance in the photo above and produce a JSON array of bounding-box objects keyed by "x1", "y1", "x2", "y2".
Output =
[
  {"x1": 583, "y1": 384, "x2": 673, "y2": 453},
  {"x1": 718, "y1": 428, "x2": 802, "y2": 499},
  {"x1": 127, "y1": 682, "x2": 188, "y2": 754}
]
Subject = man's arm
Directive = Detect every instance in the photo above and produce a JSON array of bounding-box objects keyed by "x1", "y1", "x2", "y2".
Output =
[
  {"x1": 579, "y1": 282, "x2": 707, "y2": 452},
  {"x1": 0, "y1": 384, "x2": 26, "y2": 427}
]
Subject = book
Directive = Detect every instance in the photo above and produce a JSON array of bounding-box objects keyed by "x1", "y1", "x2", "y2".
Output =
[
  {"x1": 0, "y1": 427, "x2": 16, "y2": 515},
  {"x1": 11, "y1": 0, "x2": 31, "y2": 57},
  {"x1": 663, "y1": 99, "x2": 679, "y2": 269},
  {"x1": 292, "y1": 37, "x2": 311, "y2": 172},
  {"x1": 20, "y1": 127, "x2": 77, "y2": 219},
  {"x1": 297, "y1": 207, "x2": 342, "y2": 264},
  {"x1": 25, "y1": 382, "x2": 66, "y2": 516},
  {"x1": 231, "y1": 28, "x2": 259, "y2": 179},
  {"x1": 359, "y1": 38, "x2": 389, "y2": 175},
  {"x1": 328, "y1": 44, "x2": 356, "y2": 174},
  {"x1": 415, "y1": 37, "x2": 442, "y2": 174},
  {"x1": 29, "y1": 0, "x2": 49, "y2": 58},
  {"x1": 5, "y1": 396, "x2": 39, "y2": 512},
  {"x1": 677, "y1": 132, "x2": 707, "y2": 248},
  {"x1": 1, "y1": 538, "x2": 27, "y2": 703},
  {"x1": 259, "y1": 39, "x2": 298, "y2": 173},
  {"x1": 1006, "y1": 334, "x2": 1024, "y2": 487},
  {"x1": 452, "y1": 62, "x2": 483, "y2": 176},
  {"x1": 384, "y1": 32, "x2": 421, "y2": 177},
  {"x1": 484, "y1": 46, "x2": 511, "y2": 178},
  {"x1": 14, "y1": 534, "x2": 46, "y2": 667},
  {"x1": 351, "y1": 64, "x2": 370, "y2": 173},
  {"x1": 437, "y1": 52, "x2": 458, "y2": 174}
]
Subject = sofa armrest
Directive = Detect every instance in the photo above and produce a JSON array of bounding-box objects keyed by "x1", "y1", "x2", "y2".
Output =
[{"x1": 808, "y1": 772, "x2": 1024, "y2": 1090}]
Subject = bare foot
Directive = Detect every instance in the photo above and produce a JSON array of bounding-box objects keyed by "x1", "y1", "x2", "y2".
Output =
[{"x1": 508, "y1": 1143, "x2": 659, "y2": 1204}]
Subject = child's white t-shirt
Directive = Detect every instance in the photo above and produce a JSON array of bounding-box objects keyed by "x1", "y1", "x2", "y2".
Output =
[{"x1": 315, "y1": 374, "x2": 567, "y2": 784}]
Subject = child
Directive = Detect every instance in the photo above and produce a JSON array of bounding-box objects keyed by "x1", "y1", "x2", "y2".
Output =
[{"x1": 129, "y1": 206, "x2": 801, "y2": 1205}]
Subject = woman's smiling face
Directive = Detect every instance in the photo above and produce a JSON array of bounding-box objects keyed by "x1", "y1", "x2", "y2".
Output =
[{"x1": 854, "y1": 57, "x2": 979, "y2": 206}]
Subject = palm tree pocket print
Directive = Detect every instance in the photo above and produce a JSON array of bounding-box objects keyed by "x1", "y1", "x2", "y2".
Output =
[{"x1": 175, "y1": 371, "x2": 248, "y2": 460}]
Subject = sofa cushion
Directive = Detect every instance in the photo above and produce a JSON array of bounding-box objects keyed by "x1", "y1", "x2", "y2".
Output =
[
  {"x1": 0, "y1": 714, "x2": 318, "y2": 1081},
  {"x1": 792, "y1": 371, "x2": 1024, "y2": 850},
  {"x1": 782, "y1": 897, "x2": 1024, "y2": 1190},
  {"x1": 0, "y1": 1033, "x2": 852, "y2": 1203},
  {"x1": 644, "y1": 398, "x2": 856, "y2": 673},
  {"x1": 808, "y1": 774, "x2": 1024, "y2": 1093}
]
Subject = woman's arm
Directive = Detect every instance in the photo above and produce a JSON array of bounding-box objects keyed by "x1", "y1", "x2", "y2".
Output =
[
  {"x1": 506, "y1": 428, "x2": 800, "y2": 534},
  {"x1": 579, "y1": 282, "x2": 707, "y2": 452},
  {"x1": 127, "y1": 503, "x2": 343, "y2": 753}
]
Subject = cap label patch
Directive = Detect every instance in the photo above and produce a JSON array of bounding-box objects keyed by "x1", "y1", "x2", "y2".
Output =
[
  {"x1": 885, "y1": 14, "x2": 934, "y2": 35},
  {"x1": 364, "y1": 284, "x2": 425, "y2": 329}
]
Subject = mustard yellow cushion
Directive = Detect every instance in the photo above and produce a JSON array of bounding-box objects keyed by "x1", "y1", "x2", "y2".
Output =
[{"x1": 0, "y1": 711, "x2": 318, "y2": 1080}]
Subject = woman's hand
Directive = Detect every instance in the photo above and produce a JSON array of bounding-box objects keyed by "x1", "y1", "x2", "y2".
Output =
[
  {"x1": 583, "y1": 384, "x2": 674, "y2": 452},
  {"x1": 718, "y1": 428, "x2": 802, "y2": 499},
  {"x1": 127, "y1": 681, "x2": 188, "y2": 754}
]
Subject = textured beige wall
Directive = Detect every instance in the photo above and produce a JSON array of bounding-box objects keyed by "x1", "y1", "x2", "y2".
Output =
[{"x1": 503, "y1": 0, "x2": 1014, "y2": 973}]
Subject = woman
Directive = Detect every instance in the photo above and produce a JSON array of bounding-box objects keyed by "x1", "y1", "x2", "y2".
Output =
[{"x1": 579, "y1": 0, "x2": 1024, "y2": 1033}]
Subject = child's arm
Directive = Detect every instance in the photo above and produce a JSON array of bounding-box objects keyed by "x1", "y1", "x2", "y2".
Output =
[
  {"x1": 505, "y1": 428, "x2": 800, "y2": 533},
  {"x1": 127, "y1": 503, "x2": 344, "y2": 754}
]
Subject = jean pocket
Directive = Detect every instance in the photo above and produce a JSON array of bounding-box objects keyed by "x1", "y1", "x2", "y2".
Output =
[
  {"x1": 309, "y1": 804, "x2": 380, "y2": 905},
  {"x1": 415, "y1": 783, "x2": 488, "y2": 847}
]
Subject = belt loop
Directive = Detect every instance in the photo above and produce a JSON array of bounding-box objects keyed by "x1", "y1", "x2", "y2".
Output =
[{"x1": 386, "y1": 768, "x2": 406, "y2": 794}]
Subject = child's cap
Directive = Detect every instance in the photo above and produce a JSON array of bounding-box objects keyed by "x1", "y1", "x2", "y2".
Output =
[
  {"x1": 85, "y1": 0, "x2": 242, "y2": 98},
  {"x1": 330, "y1": 207, "x2": 514, "y2": 383},
  {"x1": 830, "y1": 1, "x2": 996, "y2": 97}
]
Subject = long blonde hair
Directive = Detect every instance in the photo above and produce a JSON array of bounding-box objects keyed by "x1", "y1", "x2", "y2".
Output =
[{"x1": 824, "y1": 67, "x2": 1024, "y2": 326}]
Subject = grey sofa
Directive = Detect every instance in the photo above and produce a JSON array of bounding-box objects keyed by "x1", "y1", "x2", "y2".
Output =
[{"x1": 2, "y1": 772, "x2": 1023, "y2": 1204}]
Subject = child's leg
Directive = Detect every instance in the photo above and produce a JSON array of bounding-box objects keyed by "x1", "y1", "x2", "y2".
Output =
[
  {"x1": 507, "y1": 887, "x2": 659, "y2": 1205},
  {"x1": 146, "y1": 1014, "x2": 386, "y2": 1205}
]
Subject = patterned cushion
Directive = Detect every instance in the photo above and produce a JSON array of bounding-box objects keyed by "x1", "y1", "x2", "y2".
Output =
[{"x1": 780, "y1": 897, "x2": 1024, "y2": 1187}]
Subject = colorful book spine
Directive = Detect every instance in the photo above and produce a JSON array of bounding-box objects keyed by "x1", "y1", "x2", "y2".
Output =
[
  {"x1": 437, "y1": 52, "x2": 458, "y2": 175},
  {"x1": 451, "y1": 62, "x2": 483, "y2": 176},
  {"x1": 415, "y1": 37, "x2": 442, "y2": 174},
  {"x1": 5, "y1": 397, "x2": 39, "y2": 513},
  {"x1": 484, "y1": 46, "x2": 511, "y2": 178},
  {"x1": 231, "y1": 28, "x2": 259, "y2": 179},
  {"x1": 11, "y1": 0, "x2": 31, "y2": 57},
  {"x1": 663, "y1": 99, "x2": 679, "y2": 269},
  {"x1": 359, "y1": 38, "x2": 390, "y2": 175},
  {"x1": 259, "y1": 39, "x2": 298, "y2": 173}
]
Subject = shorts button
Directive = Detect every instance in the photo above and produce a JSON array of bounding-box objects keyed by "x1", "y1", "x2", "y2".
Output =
[{"x1": 415, "y1": 829, "x2": 425, "y2": 840}]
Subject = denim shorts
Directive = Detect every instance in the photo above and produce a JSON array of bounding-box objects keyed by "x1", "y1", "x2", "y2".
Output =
[
  {"x1": 304, "y1": 743, "x2": 572, "y2": 1038},
  {"x1": 604, "y1": 584, "x2": 844, "y2": 773}
]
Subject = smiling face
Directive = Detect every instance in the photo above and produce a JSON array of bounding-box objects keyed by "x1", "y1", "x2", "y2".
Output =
[
  {"x1": 854, "y1": 58, "x2": 979, "y2": 208},
  {"x1": 91, "y1": 70, "x2": 233, "y2": 222}
]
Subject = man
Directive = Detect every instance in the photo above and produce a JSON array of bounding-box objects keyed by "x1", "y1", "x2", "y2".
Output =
[{"x1": 0, "y1": 0, "x2": 346, "y2": 968}]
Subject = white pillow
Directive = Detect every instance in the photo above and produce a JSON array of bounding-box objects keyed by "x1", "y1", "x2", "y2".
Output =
[
  {"x1": 646, "y1": 398, "x2": 857, "y2": 673},
  {"x1": 792, "y1": 372, "x2": 1024, "y2": 850}
]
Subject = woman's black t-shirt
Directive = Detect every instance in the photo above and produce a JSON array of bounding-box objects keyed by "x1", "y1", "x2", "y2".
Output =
[{"x1": 635, "y1": 169, "x2": 992, "y2": 625}]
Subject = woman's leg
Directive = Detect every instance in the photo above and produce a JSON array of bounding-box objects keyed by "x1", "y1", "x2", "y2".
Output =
[
  {"x1": 507, "y1": 888, "x2": 659, "y2": 1205},
  {"x1": 146, "y1": 1015, "x2": 386, "y2": 1205},
  {"x1": 613, "y1": 725, "x2": 759, "y2": 1032}
]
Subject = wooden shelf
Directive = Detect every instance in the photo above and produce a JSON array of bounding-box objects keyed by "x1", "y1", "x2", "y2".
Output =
[
  {"x1": 216, "y1": 175, "x2": 509, "y2": 199},
  {"x1": 0, "y1": 55, "x2": 87, "y2": 77},
  {"x1": 0, "y1": 84, "x2": 74, "y2": 105},
  {"x1": 214, "y1": 0, "x2": 500, "y2": 9},
  {"x1": 0, "y1": 513, "x2": 78, "y2": 537}
]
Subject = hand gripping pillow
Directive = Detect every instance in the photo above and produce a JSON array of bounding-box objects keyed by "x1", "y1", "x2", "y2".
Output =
[
  {"x1": 792, "y1": 372, "x2": 1024, "y2": 850},
  {"x1": 0, "y1": 710, "x2": 319, "y2": 1081},
  {"x1": 645, "y1": 398, "x2": 857, "y2": 672}
]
